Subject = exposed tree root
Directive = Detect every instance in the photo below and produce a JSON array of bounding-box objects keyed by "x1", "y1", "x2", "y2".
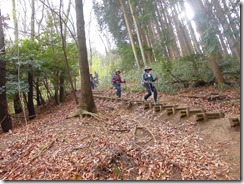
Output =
[{"x1": 67, "y1": 109, "x2": 108, "y2": 121}]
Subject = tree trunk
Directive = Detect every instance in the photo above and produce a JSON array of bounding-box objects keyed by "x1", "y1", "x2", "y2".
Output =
[
  {"x1": 128, "y1": 0, "x2": 148, "y2": 66},
  {"x1": 35, "y1": 80, "x2": 43, "y2": 106},
  {"x1": 12, "y1": 0, "x2": 23, "y2": 114},
  {"x1": 26, "y1": 0, "x2": 36, "y2": 119},
  {"x1": 27, "y1": 65, "x2": 36, "y2": 119},
  {"x1": 119, "y1": 0, "x2": 141, "y2": 69},
  {"x1": 12, "y1": 0, "x2": 18, "y2": 43},
  {"x1": 188, "y1": 0, "x2": 225, "y2": 84},
  {"x1": 75, "y1": 0, "x2": 97, "y2": 113},
  {"x1": 59, "y1": 70, "x2": 65, "y2": 103},
  {"x1": 58, "y1": 0, "x2": 78, "y2": 104},
  {"x1": 14, "y1": 94, "x2": 22, "y2": 113},
  {"x1": 0, "y1": 10, "x2": 13, "y2": 132}
]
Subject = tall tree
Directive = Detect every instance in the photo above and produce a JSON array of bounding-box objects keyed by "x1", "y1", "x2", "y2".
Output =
[
  {"x1": 119, "y1": 0, "x2": 141, "y2": 69},
  {"x1": 75, "y1": 0, "x2": 97, "y2": 113},
  {"x1": 27, "y1": 0, "x2": 36, "y2": 119},
  {"x1": 188, "y1": 0, "x2": 225, "y2": 84},
  {"x1": 0, "y1": 10, "x2": 13, "y2": 132},
  {"x1": 58, "y1": 0, "x2": 78, "y2": 104},
  {"x1": 128, "y1": 0, "x2": 148, "y2": 65},
  {"x1": 12, "y1": 0, "x2": 23, "y2": 114}
]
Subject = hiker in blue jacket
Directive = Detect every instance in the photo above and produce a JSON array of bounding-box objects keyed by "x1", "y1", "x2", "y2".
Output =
[
  {"x1": 111, "y1": 69, "x2": 126, "y2": 98},
  {"x1": 141, "y1": 66, "x2": 158, "y2": 104}
]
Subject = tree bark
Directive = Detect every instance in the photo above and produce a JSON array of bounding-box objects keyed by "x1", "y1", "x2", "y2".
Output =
[
  {"x1": 75, "y1": 0, "x2": 97, "y2": 113},
  {"x1": 27, "y1": 64, "x2": 36, "y2": 119}
]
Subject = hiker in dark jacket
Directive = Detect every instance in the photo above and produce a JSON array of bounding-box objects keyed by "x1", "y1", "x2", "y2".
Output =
[
  {"x1": 112, "y1": 69, "x2": 126, "y2": 98},
  {"x1": 141, "y1": 66, "x2": 158, "y2": 104}
]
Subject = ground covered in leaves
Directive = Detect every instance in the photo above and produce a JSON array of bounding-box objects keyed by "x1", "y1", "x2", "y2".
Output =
[{"x1": 0, "y1": 86, "x2": 240, "y2": 180}]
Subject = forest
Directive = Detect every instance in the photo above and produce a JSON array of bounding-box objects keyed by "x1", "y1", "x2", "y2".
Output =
[{"x1": 0, "y1": 0, "x2": 241, "y2": 181}]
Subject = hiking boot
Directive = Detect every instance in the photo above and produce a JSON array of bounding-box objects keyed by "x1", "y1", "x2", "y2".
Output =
[{"x1": 154, "y1": 101, "x2": 158, "y2": 105}]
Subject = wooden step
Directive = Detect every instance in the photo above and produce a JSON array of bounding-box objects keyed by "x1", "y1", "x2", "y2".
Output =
[
  {"x1": 229, "y1": 117, "x2": 240, "y2": 127},
  {"x1": 144, "y1": 102, "x2": 152, "y2": 110},
  {"x1": 180, "y1": 108, "x2": 205, "y2": 118},
  {"x1": 166, "y1": 106, "x2": 188, "y2": 115},
  {"x1": 195, "y1": 112, "x2": 225, "y2": 122}
]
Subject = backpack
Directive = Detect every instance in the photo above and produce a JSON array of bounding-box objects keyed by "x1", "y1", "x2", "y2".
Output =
[
  {"x1": 111, "y1": 73, "x2": 116, "y2": 85},
  {"x1": 141, "y1": 72, "x2": 146, "y2": 87}
]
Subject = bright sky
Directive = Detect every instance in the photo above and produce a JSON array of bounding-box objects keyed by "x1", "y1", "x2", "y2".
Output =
[{"x1": 0, "y1": 0, "x2": 107, "y2": 54}]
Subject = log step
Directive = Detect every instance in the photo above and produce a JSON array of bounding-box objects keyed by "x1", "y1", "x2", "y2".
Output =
[
  {"x1": 229, "y1": 117, "x2": 240, "y2": 127},
  {"x1": 133, "y1": 100, "x2": 144, "y2": 105},
  {"x1": 154, "y1": 104, "x2": 162, "y2": 112},
  {"x1": 144, "y1": 102, "x2": 152, "y2": 110},
  {"x1": 166, "y1": 106, "x2": 188, "y2": 115},
  {"x1": 180, "y1": 108, "x2": 205, "y2": 118},
  {"x1": 195, "y1": 112, "x2": 225, "y2": 122}
]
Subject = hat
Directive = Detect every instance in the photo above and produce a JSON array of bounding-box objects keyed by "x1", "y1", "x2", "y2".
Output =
[
  {"x1": 144, "y1": 66, "x2": 152, "y2": 71},
  {"x1": 115, "y1": 69, "x2": 120, "y2": 73}
]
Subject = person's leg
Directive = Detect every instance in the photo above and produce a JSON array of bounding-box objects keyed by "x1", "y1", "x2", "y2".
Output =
[
  {"x1": 91, "y1": 81, "x2": 94, "y2": 89},
  {"x1": 117, "y1": 85, "x2": 121, "y2": 97},
  {"x1": 152, "y1": 86, "x2": 158, "y2": 103},
  {"x1": 115, "y1": 84, "x2": 121, "y2": 97},
  {"x1": 144, "y1": 85, "x2": 152, "y2": 100}
]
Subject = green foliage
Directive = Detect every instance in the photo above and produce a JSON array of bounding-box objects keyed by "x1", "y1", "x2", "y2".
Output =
[
  {"x1": 202, "y1": 28, "x2": 220, "y2": 55},
  {"x1": 0, "y1": 86, "x2": 6, "y2": 94}
]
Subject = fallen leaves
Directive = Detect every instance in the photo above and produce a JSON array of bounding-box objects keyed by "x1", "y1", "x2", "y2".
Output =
[{"x1": 0, "y1": 87, "x2": 240, "y2": 180}]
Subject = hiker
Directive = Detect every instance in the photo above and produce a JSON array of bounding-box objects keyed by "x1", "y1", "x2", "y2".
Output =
[
  {"x1": 141, "y1": 66, "x2": 158, "y2": 104},
  {"x1": 94, "y1": 71, "x2": 99, "y2": 85},
  {"x1": 111, "y1": 69, "x2": 126, "y2": 98},
  {"x1": 90, "y1": 74, "x2": 96, "y2": 89}
]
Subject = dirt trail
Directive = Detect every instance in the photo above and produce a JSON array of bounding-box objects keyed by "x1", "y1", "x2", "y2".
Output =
[{"x1": 0, "y1": 87, "x2": 240, "y2": 180}]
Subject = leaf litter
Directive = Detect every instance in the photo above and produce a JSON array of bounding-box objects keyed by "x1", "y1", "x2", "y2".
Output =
[{"x1": 0, "y1": 86, "x2": 240, "y2": 180}]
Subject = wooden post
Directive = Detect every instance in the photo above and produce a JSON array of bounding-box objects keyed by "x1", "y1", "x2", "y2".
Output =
[
  {"x1": 154, "y1": 104, "x2": 162, "y2": 112},
  {"x1": 195, "y1": 112, "x2": 208, "y2": 122},
  {"x1": 144, "y1": 102, "x2": 152, "y2": 110}
]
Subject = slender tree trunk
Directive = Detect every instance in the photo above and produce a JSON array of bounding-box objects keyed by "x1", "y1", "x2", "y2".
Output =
[
  {"x1": 43, "y1": 78, "x2": 52, "y2": 100},
  {"x1": 59, "y1": 0, "x2": 78, "y2": 104},
  {"x1": 27, "y1": 0, "x2": 36, "y2": 119},
  {"x1": 59, "y1": 70, "x2": 65, "y2": 103},
  {"x1": 14, "y1": 93, "x2": 22, "y2": 113},
  {"x1": 119, "y1": 0, "x2": 141, "y2": 69},
  {"x1": 27, "y1": 64, "x2": 36, "y2": 119},
  {"x1": 0, "y1": 10, "x2": 13, "y2": 132},
  {"x1": 12, "y1": 0, "x2": 23, "y2": 114},
  {"x1": 128, "y1": 0, "x2": 148, "y2": 65},
  {"x1": 35, "y1": 80, "x2": 42, "y2": 106},
  {"x1": 75, "y1": 0, "x2": 97, "y2": 113}
]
